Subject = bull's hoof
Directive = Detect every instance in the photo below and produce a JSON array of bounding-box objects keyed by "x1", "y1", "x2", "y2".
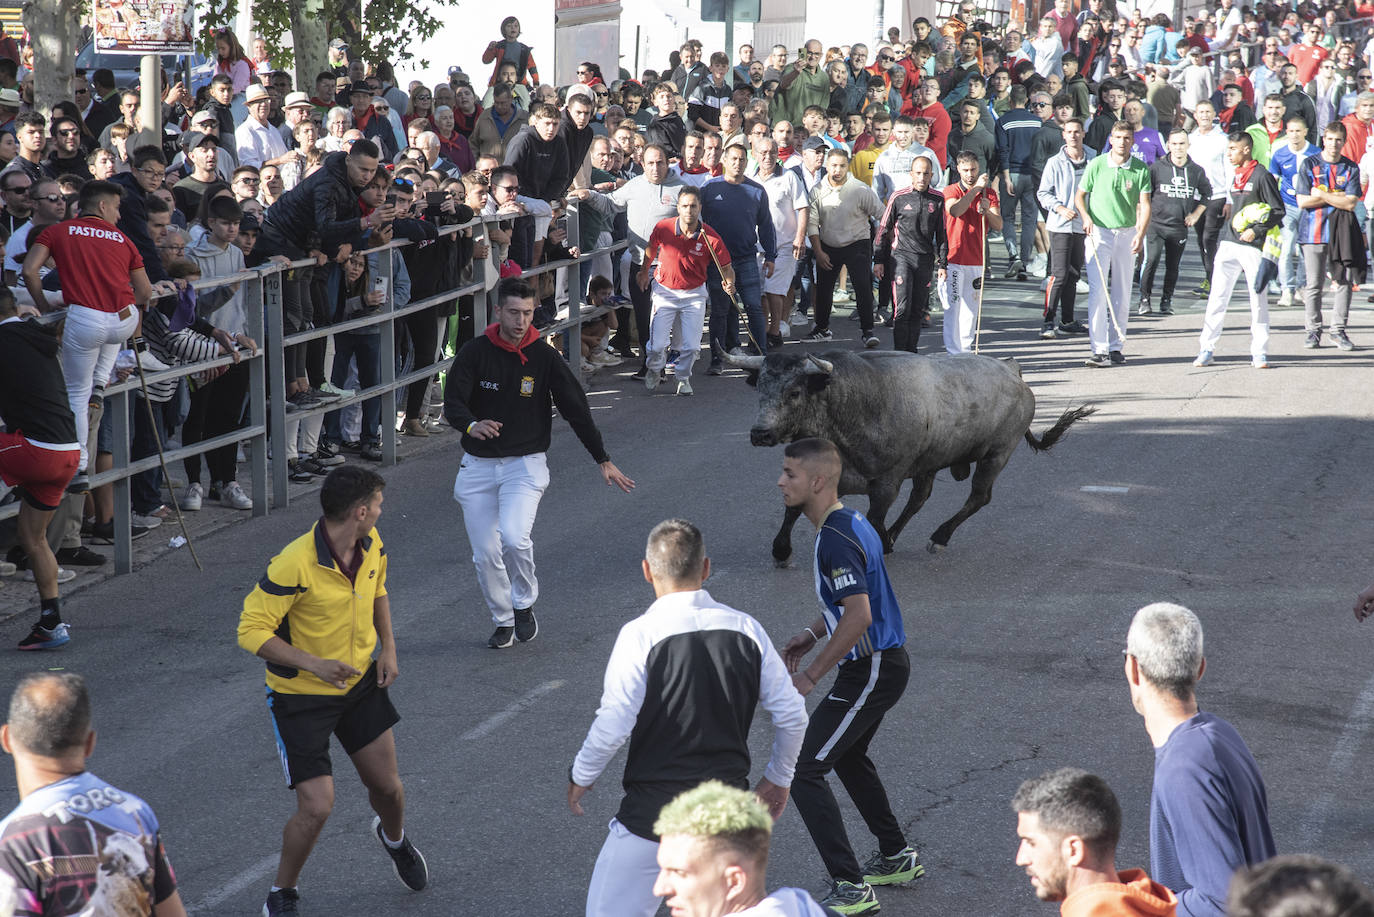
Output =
[{"x1": 927, "y1": 541, "x2": 945, "y2": 554}]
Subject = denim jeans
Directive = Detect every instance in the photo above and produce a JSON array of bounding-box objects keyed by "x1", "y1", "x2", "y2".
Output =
[
  {"x1": 708, "y1": 254, "x2": 766, "y2": 355},
  {"x1": 1002, "y1": 173, "x2": 1039, "y2": 265},
  {"x1": 323, "y1": 332, "x2": 382, "y2": 445},
  {"x1": 1278, "y1": 203, "x2": 1307, "y2": 292}
]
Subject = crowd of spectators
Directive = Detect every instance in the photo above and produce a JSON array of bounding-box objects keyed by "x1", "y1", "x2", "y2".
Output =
[{"x1": 2, "y1": 0, "x2": 1373, "y2": 572}]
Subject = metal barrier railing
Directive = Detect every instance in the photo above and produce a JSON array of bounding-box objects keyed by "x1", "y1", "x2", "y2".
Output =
[{"x1": 3, "y1": 206, "x2": 627, "y2": 574}]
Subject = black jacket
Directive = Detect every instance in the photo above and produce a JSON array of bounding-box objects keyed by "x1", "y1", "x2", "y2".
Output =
[
  {"x1": 645, "y1": 112, "x2": 687, "y2": 161},
  {"x1": 443, "y1": 332, "x2": 609, "y2": 463},
  {"x1": 503, "y1": 125, "x2": 570, "y2": 202},
  {"x1": 110, "y1": 171, "x2": 168, "y2": 283},
  {"x1": 1219, "y1": 162, "x2": 1283, "y2": 250},
  {"x1": 874, "y1": 187, "x2": 948, "y2": 268},
  {"x1": 558, "y1": 114, "x2": 594, "y2": 193},
  {"x1": 260, "y1": 151, "x2": 366, "y2": 257},
  {"x1": 0, "y1": 319, "x2": 77, "y2": 445},
  {"x1": 1147, "y1": 156, "x2": 1211, "y2": 237}
]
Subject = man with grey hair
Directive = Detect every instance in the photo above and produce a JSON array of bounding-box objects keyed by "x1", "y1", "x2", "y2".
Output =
[
  {"x1": 0, "y1": 673, "x2": 188, "y2": 916},
  {"x1": 1011, "y1": 767, "x2": 1176, "y2": 913},
  {"x1": 413, "y1": 130, "x2": 461, "y2": 177},
  {"x1": 1123, "y1": 602, "x2": 1275, "y2": 917},
  {"x1": 569, "y1": 519, "x2": 807, "y2": 917}
]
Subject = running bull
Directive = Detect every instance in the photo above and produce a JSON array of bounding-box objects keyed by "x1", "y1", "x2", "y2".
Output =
[{"x1": 720, "y1": 349, "x2": 1095, "y2": 565}]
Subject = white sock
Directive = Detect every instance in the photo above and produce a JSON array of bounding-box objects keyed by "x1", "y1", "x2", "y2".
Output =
[{"x1": 382, "y1": 828, "x2": 404, "y2": 848}]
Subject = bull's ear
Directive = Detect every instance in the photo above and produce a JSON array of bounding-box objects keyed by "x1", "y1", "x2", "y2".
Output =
[
  {"x1": 746, "y1": 370, "x2": 759, "y2": 387},
  {"x1": 805, "y1": 373, "x2": 831, "y2": 394}
]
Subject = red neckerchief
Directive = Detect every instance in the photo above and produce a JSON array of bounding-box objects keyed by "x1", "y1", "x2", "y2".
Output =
[
  {"x1": 485, "y1": 322, "x2": 539, "y2": 364},
  {"x1": 1267, "y1": 124, "x2": 1283, "y2": 143},
  {"x1": 778, "y1": 145, "x2": 795, "y2": 161},
  {"x1": 710, "y1": 164, "x2": 723, "y2": 176},
  {"x1": 1218, "y1": 104, "x2": 1237, "y2": 129},
  {"x1": 1232, "y1": 158, "x2": 1258, "y2": 192},
  {"x1": 679, "y1": 164, "x2": 709, "y2": 174}
]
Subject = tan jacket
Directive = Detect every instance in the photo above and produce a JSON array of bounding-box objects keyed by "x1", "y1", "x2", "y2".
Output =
[{"x1": 472, "y1": 106, "x2": 529, "y2": 161}]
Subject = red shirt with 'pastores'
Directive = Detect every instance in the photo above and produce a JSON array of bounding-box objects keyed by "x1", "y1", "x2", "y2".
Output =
[
  {"x1": 648, "y1": 217, "x2": 731, "y2": 290},
  {"x1": 37, "y1": 217, "x2": 143, "y2": 313}
]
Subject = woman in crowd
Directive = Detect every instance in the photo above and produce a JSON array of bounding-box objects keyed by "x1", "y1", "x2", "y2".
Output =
[
  {"x1": 321, "y1": 107, "x2": 351, "y2": 151},
  {"x1": 452, "y1": 84, "x2": 482, "y2": 137},
  {"x1": 404, "y1": 85, "x2": 435, "y2": 129}
]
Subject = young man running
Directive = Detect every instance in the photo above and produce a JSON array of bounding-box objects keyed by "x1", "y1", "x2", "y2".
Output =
[
  {"x1": 778, "y1": 438, "x2": 921, "y2": 916},
  {"x1": 238, "y1": 467, "x2": 428, "y2": 917}
]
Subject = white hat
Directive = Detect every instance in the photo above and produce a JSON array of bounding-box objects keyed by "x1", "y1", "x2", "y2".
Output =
[
  {"x1": 284, "y1": 91, "x2": 312, "y2": 109},
  {"x1": 0, "y1": 88, "x2": 19, "y2": 108},
  {"x1": 245, "y1": 84, "x2": 270, "y2": 104}
]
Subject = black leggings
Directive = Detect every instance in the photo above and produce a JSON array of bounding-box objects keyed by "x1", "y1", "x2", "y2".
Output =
[
  {"x1": 181, "y1": 363, "x2": 249, "y2": 485},
  {"x1": 889, "y1": 254, "x2": 934, "y2": 353},
  {"x1": 1139, "y1": 230, "x2": 1187, "y2": 303},
  {"x1": 1195, "y1": 198, "x2": 1226, "y2": 280}
]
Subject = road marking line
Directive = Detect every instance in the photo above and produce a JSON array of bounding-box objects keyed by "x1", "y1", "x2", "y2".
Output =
[
  {"x1": 1299, "y1": 668, "x2": 1374, "y2": 848},
  {"x1": 186, "y1": 852, "x2": 278, "y2": 914},
  {"x1": 1080, "y1": 485, "x2": 1130, "y2": 493},
  {"x1": 461, "y1": 679, "x2": 566, "y2": 741}
]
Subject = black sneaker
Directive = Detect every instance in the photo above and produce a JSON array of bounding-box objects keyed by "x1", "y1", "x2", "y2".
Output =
[
  {"x1": 818, "y1": 879, "x2": 880, "y2": 915},
  {"x1": 1084, "y1": 353, "x2": 1109, "y2": 367},
  {"x1": 312, "y1": 449, "x2": 346, "y2": 468},
  {"x1": 340, "y1": 440, "x2": 363, "y2": 453},
  {"x1": 262, "y1": 887, "x2": 300, "y2": 917},
  {"x1": 372, "y1": 816, "x2": 428, "y2": 891},
  {"x1": 317, "y1": 439, "x2": 343, "y2": 459},
  {"x1": 631, "y1": 367, "x2": 648, "y2": 380},
  {"x1": 298, "y1": 456, "x2": 329, "y2": 475},
  {"x1": 90, "y1": 520, "x2": 150, "y2": 544},
  {"x1": 1304, "y1": 329, "x2": 1321, "y2": 349},
  {"x1": 360, "y1": 442, "x2": 383, "y2": 462},
  {"x1": 488, "y1": 626, "x2": 515, "y2": 648},
  {"x1": 287, "y1": 460, "x2": 314, "y2": 483},
  {"x1": 862, "y1": 846, "x2": 925, "y2": 885},
  {"x1": 804, "y1": 329, "x2": 834, "y2": 341},
  {"x1": 66, "y1": 472, "x2": 90, "y2": 494},
  {"x1": 1192, "y1": 279, "x2": 1210, "y2": 297},
  {"x1": 1136, "y1": 299, "x2": 1152, "y2": 316},
  {"x1": 708, "y1": 360, "x2": 724, "y2": 376},
  {"x1": 1109, "y1": 350, "x2": 1126, "y2": 365},
  {"x1": 56, "y1": 546, "x2": 107, "y2": 567},
  {"x1": 1158, "y1": 300, "x2": 1174, "y2": 315},
  {"x1": 1059, "y1": 320, "x2": 1089, "y2": 335},
  {"x1": 1039, "y1": 322, "x2": 1058, "y2": 339},
  {"x1": 18, "y1": 622, "x2": 71, "y2": 651},
  {"x1": 514, "y1": 607, "x2": 538, "y2": 642},
  {"x1": 1332, "y1": 329, "x2": 1356, "y2": 351}
]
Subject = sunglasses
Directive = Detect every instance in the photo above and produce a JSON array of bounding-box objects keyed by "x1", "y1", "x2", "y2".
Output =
[
  {"x1": 392, "y1": 177, "x2": 414, "y2": 190},
  {"x1": 879, "y1": 55, "x2": 894, "y2": 62},
  {"x1": 416, "y1": 94, "x2": 431, "y2": 101},
  {"x1": 56, "y1": 128, "x2": 80, "y2": 137},
  {"x1": 32, "y1": 193, "x2": 63, "y2": 204}
]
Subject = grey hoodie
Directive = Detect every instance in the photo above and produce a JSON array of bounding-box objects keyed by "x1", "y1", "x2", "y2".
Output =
[
  {"x1": 1038, "y1": 145, "x2": 1097, "y2": 234},
  {"x1": 187, "y1": 234, "x2": 248, "y2": 336}
]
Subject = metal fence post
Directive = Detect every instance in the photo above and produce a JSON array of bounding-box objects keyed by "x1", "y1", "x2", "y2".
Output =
[
  {"x1": 245, "y1": 273, "x2": 269, "y2": 517},
  {"x1": 110, "y1": 388, "x2": 133, "y2": 575},
  {"x1": 263, "y1": 267, "x2": 289, "y2": 508},
  {"x1": 565, "y1": 202, "x2": 583, "y2": 363},
  {"x1": 380, "y1": 248, "x2": 398, "y2": 467}
]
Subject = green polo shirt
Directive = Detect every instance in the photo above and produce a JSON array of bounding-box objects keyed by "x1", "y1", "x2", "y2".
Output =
[{"x1": 1080, "y1": 153, "x2": 1151, "y2": 229}]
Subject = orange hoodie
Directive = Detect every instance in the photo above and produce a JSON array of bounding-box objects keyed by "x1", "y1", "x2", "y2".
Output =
[{"x1": 1060, "y1": 869, "x2": 1178, "y2": 917}]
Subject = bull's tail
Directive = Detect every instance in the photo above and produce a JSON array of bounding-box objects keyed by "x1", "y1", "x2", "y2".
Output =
[{"x1": 1024, "y1": 404, "x2": 1097, "y2": 453}]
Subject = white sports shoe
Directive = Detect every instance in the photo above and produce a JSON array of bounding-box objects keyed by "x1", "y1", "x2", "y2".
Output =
[
  {"x1": 179, "y1": 482, "x2": 203, "y2": 512},
  {"x1": 220, "y1": 480, "x2": 252, "y2": 510}
]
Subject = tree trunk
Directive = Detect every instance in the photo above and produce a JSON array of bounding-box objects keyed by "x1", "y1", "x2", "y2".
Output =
[
  {"x1": 24, "y1": 0, "x2": 82, "y2": 121},
  {"x1": 292, "y1": 0, "x2": 330, "y2": 95}
]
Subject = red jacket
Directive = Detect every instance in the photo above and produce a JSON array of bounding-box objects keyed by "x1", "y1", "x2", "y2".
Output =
[{"x1": 911, "y1": 102, "x2": 952, "y2": 167}]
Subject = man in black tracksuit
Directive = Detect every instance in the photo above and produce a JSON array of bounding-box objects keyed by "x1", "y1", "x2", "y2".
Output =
[
  {"x1": 502, "y1": 103, "x2": 571, "y2": 203},
  {"x1": 443, "y1": 277, "x2": 635, "y2": 649},
  {"x1": 874, "y1": 157, "x2": 947, "y2": 353},
  {"x1": 1139, "y1": 130, "x2": 1210, "y2": 315}
]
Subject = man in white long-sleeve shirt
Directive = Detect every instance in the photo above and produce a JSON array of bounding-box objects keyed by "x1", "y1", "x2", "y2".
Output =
[
  {"x1": 235, "y1": 84, "x2": 293, "y2": 171},
  {"x1": 569, "y1": 519, "x2": 807, "y2": 917}
]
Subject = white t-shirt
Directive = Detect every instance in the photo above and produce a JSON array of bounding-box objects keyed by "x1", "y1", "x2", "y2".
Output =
[
  {"x1": 736, "y1": 888, "x2": 832, "y2": 916},
  {"x1": 4, "y1": 220, "x2": 46, "y2": 277},
  {"x1": 760, "y1": 169, "x2": 808, "y2": 252}
]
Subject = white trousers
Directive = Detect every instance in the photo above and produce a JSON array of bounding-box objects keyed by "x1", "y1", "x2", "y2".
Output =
[
  {"x1": 646, "y1": 282, "x2": 707, "y2": 379},
  {"x1": 585, "y1": 818, "x2": 661, "y2": 917},
  {"x1": 60, "y1": 304, "x2": 139, "y2": 471},
  {"x1": 943, "y1": 263, "x2": 982, "y2": 353},
  {"x1": 453, "y1": 453, "x2": 550, "y2": 626},
  {"x1": 1085, "y1": 225, "x2": 1136, "y2": 355},
  {"x1": 1199, "y1": 240, "x2": 1270, "y2": 358}
]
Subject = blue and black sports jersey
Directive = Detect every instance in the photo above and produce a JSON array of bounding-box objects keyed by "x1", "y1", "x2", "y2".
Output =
[{"x1": 813, "y1": 506, "x2": 905, "y2": 661}]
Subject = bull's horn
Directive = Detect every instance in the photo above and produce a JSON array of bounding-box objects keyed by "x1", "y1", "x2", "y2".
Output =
[
  {"x1": 804, "y1": 355, "x2": 834, "y2": 374},
  {"x1": 720, "y1": 349, "x2": 765, "y2": 370}
]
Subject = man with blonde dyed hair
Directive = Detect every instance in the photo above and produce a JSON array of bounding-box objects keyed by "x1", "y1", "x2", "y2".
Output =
[
  {"x1": 1123, "y1": 603, "x2": 1275, "y2": 917},
  {"x1": 571, "y1": 520, "x2": 807, "y2": 917},
  {"x1": 652, "y1": 780, "x2": 831, "y2": 916}
]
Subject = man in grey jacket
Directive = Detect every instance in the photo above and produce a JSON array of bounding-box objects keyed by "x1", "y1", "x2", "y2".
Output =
[
  {"x1": 1036, "y1": 117, "x2": 1094, "y2": 339},
  {"x1": 571, "y1": 143, "x2": 683, "y2": 377}
]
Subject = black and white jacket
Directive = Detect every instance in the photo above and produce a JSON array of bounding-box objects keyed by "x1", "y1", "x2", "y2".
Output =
[{"x1": 571, "y1": 589, "x2": 808, "y2": 840}]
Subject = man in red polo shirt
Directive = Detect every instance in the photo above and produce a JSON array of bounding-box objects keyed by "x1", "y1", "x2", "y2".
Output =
[
  {"x1": 911, "y1": 77, "x2": 952, "y2": 169},
  {"x1": 21, "y1": 179, "x2": 152, "y2": 490},
  {"x1": 636, "y1": 186, "x2": 735, "y2": 396}
]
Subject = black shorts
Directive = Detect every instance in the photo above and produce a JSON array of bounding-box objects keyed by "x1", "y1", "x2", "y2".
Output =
[{"x1": 265, "y1": 663, "x2": 399, "y2": 788}]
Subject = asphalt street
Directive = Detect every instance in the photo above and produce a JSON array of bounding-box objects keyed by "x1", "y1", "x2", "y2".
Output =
[{"x1": 4, "y1": 255, "x2": 1374, "y2": 917}]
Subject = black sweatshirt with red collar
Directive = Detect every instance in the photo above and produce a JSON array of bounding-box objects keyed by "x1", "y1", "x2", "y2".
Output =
[{"x1": 443, "y1": 329, "x2": 610, "y2": 464}]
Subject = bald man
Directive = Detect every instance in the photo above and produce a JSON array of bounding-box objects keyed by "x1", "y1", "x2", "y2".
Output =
[{"x1": 777, "y1": 437, "x2": 919, "y2": 916}]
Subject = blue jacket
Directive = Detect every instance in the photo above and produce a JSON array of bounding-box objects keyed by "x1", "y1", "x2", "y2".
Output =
[
  {"x1": 700, "y1": 176, "x2": 778, "y2": 262},
  {"x1": 994, "y1": 107, "x2": 1043, "y2": 174}
]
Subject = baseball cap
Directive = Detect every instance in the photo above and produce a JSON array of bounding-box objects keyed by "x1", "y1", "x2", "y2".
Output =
[
  {"x1": 283, "y1": 91, "x2": 312, "y2": 109},
  {"x1": 348, "y1": 81, "x2": 372, "y2": 96},
  {"x1": 181, "y1": 130, "x2": 218, "y2": 150},
  {"x1": 191, "y1": 109, "x2": 217, "y2": 126},
  {"x1": 238, "y1": 214, "x2": 260, "y2": 232},
  {"x1": 329, "y1": 38, "x2": 348, "y2": 50},
  {"x1": 801, "y1": 136, "x2": 828, "y2": 152}
]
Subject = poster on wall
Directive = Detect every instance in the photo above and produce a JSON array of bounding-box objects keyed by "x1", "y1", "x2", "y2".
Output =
[{"x1": 92, "y1": 0, "x2": 194, "y2": 54}]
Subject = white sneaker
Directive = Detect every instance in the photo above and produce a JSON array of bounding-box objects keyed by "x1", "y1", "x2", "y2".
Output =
[
  {"x1": 645, "y1": 367, "x2": 661, "y2": 391},
  {"x1": 1077, "y1": 279, "x2": 1089, "y2": 294},
  {"x1": 179, "y1": 482, "x2": 203, "y2": 511},
  {"x1": 779, "y1": 320, "x2": 790, "y2": 337},
  {"x1": 590, "y1": 350, "x2": 622, "y2": 366},
  {"x1": 1030, "y1": 254, "x2": 1048, "y2": 278},
  {"x1": 788, "y1": 309, "x2": 810, "y2": 327},
  {"x1": 25, "y1": 567, "x2": 75, "y2": 584},
  {"x1": 580, "y1": 359, "x2": 597, "y2": 374},
  {"x1": 220, "y1": 480, "x2": 252, "y2": 510},
  {"x1": 131, "y1": 513, "x2": 164, "y2": 529},
  {"x1": 676, "y1": 379, "x2": 693, "y2": 395},
  {"x1": 1276, "y1": 289, "x2": 1294, "y2": 306}
]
